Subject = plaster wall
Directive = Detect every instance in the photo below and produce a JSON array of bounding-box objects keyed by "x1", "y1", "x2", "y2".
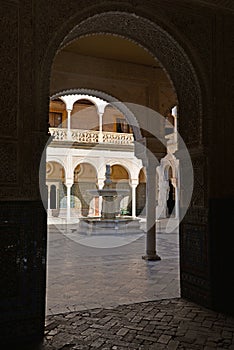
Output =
[{"x1": 51, "y1": 51, "x2": 176, "y2": 115}]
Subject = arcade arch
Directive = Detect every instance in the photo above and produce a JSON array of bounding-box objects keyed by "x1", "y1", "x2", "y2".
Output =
[
  {"x1": 136, "y1": 168, "x2": 146, "y2": 217},
  {"x1": 72, "y1": 162, "x2": 98, "y2": 217},
  {"x1": 46, "y1": 161, "x2": 66, "y2": 216}
]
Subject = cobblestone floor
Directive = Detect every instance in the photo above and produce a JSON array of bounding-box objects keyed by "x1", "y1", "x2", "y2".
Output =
[{"x1": 43, "y1": 298, "x2": 234, "y2": 350}]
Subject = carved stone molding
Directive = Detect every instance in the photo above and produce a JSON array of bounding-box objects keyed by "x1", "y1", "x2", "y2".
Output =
[
  {"x1": 183, "y1": 206, "x2": 209, "y2": 224},
  {"x1": 223, "y1": 16, "x2": 234, "y2": 153},
  {"x1": 191, "y1": 155, "x2": 206, "y2": 207},
  {"x1": 180, "y1": 220, "x2": 211, "y2": 307},
  {"x1": 157, "y1": 6, "x2": 213, "y2": 81},
  {"x1": 180, "y1": 222, "x2": 209, "y2": 273},
  {"x1": 0, "y1": 2, "x2": 19, "y2": 139},
  {"x1": 0, "y1": 142, "x2": 18, "y2": 184},
  {"x1": 181, "y1": 272, "x2": 211, "y2": 307}
]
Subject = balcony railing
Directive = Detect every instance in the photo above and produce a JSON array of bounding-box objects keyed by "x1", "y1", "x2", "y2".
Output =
[{"x1": 49, "y1": 128, "x2": 134, "y2": 145}]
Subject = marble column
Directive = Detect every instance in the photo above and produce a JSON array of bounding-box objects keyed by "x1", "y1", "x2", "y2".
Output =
[
  {"x1": 98, "y1": 112, "x2": 104, "y2": 143},
  {"x1": 47, "y1": 184, "x2": 51, "y2": 217},
  {"x1": 143, "y1": 162, "x2": 161, "y2": 261},
  {"x1": 67, "y1": 108, "x2": 72, "y2": 140},
  {"x1": 47, "y1": 185, "x2": 51, "y2": 211},
  {"x1": 66, "y1": 183, "x2": 72, "y2": 222},
  {"x1": 131, "y1": 180, "x2": 138, "y2": 218},
  {"x1": 98, "y1": 179, "x2": 104, "y2": 216}
]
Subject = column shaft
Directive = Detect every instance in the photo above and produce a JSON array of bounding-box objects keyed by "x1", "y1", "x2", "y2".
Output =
[
  {"x1": 98, "y1": 112, "x2": 103, "y2": 142},
  {"x1": 143, "y1": 165, "x2": 161, "y2": 261},
  {"x1": 67, "y1": 109, "x2": 71, "y2": 140},
  {"x1": 48, "y1": 186, "x2": 51, "y2": 210},
  {"x1": 131, "y1": 184, "x2": 137, "y2": 218},
  {"x1": 67, "y1": 185, "x2": 71, "y2": 222}
]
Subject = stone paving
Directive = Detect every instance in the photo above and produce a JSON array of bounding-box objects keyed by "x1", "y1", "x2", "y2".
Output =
[
  {"x1": 44, "y1": 219, "x2": 234, "y2": 349},
  {"x1": 43, "y1": 298, "x2": 234, "y2": 349},
  {"x1": 46, "y1": 219, "x2": 180, "y2": 315}
]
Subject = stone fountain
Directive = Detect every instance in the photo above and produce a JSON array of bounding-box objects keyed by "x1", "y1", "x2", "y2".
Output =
[{"x1": 78, "y1": 164, "x2": 143, "y2": 234}]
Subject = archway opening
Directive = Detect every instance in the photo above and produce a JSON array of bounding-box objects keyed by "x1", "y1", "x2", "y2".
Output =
[
  {"x1": 136, "y1": 167, "x2": 146, "y2": 217},
  {"x1": 46, "y1": 161, "x2": 66, "y2": 219},
  {"x1": 110, "y1": 164, "x2": 131, "y2": 215},
  {"x1": 45, "y1": 31, "x2": 182, "y2": 316},
  {"x1": 72, "y1": 162, "x2": 98, "y2": 217}
]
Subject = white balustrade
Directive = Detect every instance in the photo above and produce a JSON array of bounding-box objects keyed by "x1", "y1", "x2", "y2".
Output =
[
  {"x1": 102, "y1": 131, "x2": 134, "y2": 145},
  {"x1": 49, "y1": 128, "x2": 68, "y2": 141},
  {"x1": 71, "y1": 129, "x2": 99, "y2": 143},
  {"x1": 49, "y1": 128, "x2": 134, "y2": 145}
]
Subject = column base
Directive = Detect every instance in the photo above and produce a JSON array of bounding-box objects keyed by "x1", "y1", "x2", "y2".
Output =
[{"x1": 142, "y1": 254, "x2": 161, "y2": 261}]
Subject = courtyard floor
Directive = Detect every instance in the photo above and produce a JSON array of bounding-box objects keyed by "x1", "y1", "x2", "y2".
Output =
[
  {"x1": 43, "y1": 298, "x2": 234, "y2": 349},
  {"x1": 43, "y1": 219, "x2": 234, "y2": 349},
  {"x1": 46, "y1": 218, "x2": 180, "y2": 315}
]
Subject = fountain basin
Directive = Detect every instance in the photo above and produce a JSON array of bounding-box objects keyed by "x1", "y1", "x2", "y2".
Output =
[
  {"x1": 78, "y1": 216, "x2": 144, "y2": 234},
  {"x1": 77, "y1": 164, "x2": 142, "y2": 234},
  {"x1": 88, "y1": 187, "x2": 130, "y2": 220}
]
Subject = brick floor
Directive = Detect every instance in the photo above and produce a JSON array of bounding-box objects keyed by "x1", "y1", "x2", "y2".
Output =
[{"x1": 43, "y1": 298, "x2": 234, "y2": 349}]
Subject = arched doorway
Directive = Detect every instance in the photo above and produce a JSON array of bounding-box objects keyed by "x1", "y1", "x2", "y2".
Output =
[
  {"x1": 45, "y1": 35, "x2": 182, "y2": 318},
  {"x1": 37, "y1": 7, "x2": 208, "y2": 346},
  {"x1": 165, "y1": 166, "x2": 175, "y2": 218},
  {"x1": 44, "y1": 17, "x2": 202, "y2": 292},
  {"x1": 136, "y1": 168, "x2": 146, "y2": 217}
]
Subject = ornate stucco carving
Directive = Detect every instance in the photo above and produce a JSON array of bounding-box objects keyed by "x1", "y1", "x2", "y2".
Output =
[
  {"x1": 0, "y1": 142, "x2": 17, "y2": 184},
  {"x1": 0, "y1": 2, "x2": 18, "y2": 138}
]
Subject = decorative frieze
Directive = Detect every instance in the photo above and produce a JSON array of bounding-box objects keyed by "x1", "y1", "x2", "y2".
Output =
[
  {"x1": 180, "y1": 223, "x2": 208, "y2": 273},
  {"x1": 191, "y1": 155, "x2": 206, "y2": 207}
]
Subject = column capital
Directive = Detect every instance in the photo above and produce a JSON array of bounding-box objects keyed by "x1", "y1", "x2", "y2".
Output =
[
  {"x1": 98, "y1": 179, "x2": 105, "y2": 189},
  {"x1": 65, "y1": 180, "x2": 73, "y2": 187},
  {"x1": 131, "y1": 179, "x2": 139, "y2": 187},
  {"x1": 98, "y1": 110, "x2": 104, "y2": 142},
  {"x1": 46, "y1": 183, "x2": 51, "y2": 190}
]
